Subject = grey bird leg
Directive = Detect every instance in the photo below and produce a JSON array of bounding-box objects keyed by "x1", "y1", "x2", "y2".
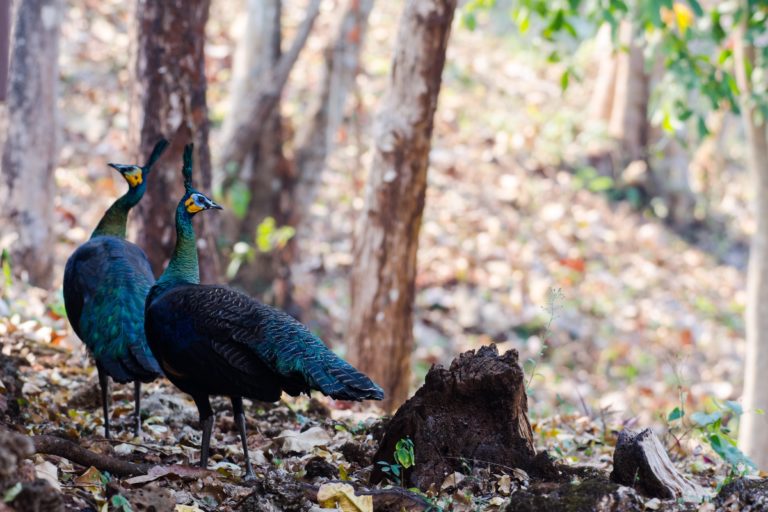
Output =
[
  {"x1": 133, "y1": 381, "x2": 142, "y2": 437},
  {"x1": 194, "y1": 395, "x2": 214, "y2": 470},
  {"x1": 232, "y1": 396, "x2": 255, "y2": 481},
  {"x1": 96, "y1": 363, "x2": 110, "y2": 439}
]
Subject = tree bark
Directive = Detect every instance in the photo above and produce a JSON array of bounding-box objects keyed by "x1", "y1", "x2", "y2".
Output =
[
  {"x1": 608, "y1": 21, "x2": 649, "y2": 164},
  {"x1": 0, "y1": 0, "x2": 61, "y2": 288},
  {"x1": 734, "y1": 22, "x2": 768, "y2": 471},
  {"x1": 133, "y1": 0, "x2": 219, "y2": 283},
  {"x1": 216, "y1": 0, "x2": 320, "y2": 303},
  {"x1": 0, "y1": 0, "x2": 10, "y2": 103},
  {"x1": 293, "y1": 0, "x2": 375, "y2": 227},
  {"x1": 219, "y1": 0, "x2": 288, "y2": 298},
  {"x1": 346, "y1": 0, "x2": 457, "y2": 411}
]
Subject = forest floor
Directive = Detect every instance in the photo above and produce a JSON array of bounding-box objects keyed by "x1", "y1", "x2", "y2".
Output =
[{"x1": 1, "y1": 0, "x2": 764, "y2": 510}]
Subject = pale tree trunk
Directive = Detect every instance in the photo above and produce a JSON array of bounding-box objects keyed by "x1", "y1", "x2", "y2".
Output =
[
  {"x1": 346, "y1": 0, "x2": 457, "y2": 411},
  {"x1": 293, "y1": 0, "x2": 375, "y2": 225},
  {"x1": 0, "y1": 0, "x2": 10, "y2": 103},
  {"x1": 133, "y1": 0, "x2": 220, "y2": 283},
  {"x1": 288, "y1": 0, "x2": 375, "y2": 312},
  {"x1": 588, "y1": 24, "x2": 617, "y2": 123},
  {"x1": 608, "y1": 21, "x2": 649, "y2": 164},
  {"x1": 0, "y1": 0, "x2": 61, "y2": 288},
  {"x1": 216, "y1": 0, "x2": 320, "y2": 303},
  {"x1": 734, "y1": 24, "x2": 768, "y2": 470},
  {"x1": 220, "y1": 0, "x2": 289, "y2": 299}
]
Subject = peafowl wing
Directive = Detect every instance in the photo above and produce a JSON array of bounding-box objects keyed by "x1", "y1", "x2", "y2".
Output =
[
  {"x1": 64, "y1": 236, "x2": 161, "y2": 383},
  {"x1": 147, "y1": 285, "x2": 384, "y2": 401}
]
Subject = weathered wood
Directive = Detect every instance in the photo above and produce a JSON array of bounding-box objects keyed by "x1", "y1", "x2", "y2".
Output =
[
  {"x1": 133, "y1": 0, "x2": 219, "y2": 283},
  {"x1": 346, "y1": 0, "x2": 457, "y2": 411},
  {"x1": 371, "y1": 346, "x2": 536, "y2": 489},
  {"x1": 0, "y1": 0, "x2": 61, "y2": 288},
  {"x1": 610, "y1": 428, "x2": 702, "y2": 500}
]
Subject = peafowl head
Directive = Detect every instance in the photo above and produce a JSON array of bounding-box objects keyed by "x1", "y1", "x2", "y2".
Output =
[
  {"x1": 108, "y1": 138, "x2": 170, "y2": 189},
  {"x1": 180, "y1": 143, "x2": 222, "y2": 216}
]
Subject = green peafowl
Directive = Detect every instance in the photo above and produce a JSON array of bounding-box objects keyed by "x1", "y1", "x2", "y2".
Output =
[
  {"x1": 145, "y1": 144, "x2": 383, "y2": 479},
  {"x1": 63, "y1": 139, "x2": 169, "y2": 438}
]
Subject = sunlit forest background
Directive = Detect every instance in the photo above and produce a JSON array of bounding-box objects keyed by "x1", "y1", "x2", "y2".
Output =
[{"x1": 2, "y1": 0, "x2": 768, "y2": 510}]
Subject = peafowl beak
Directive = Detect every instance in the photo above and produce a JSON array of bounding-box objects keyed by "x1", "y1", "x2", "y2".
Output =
[{"x1": 185, "y1": 192, "x2": 223, "y2": 214}]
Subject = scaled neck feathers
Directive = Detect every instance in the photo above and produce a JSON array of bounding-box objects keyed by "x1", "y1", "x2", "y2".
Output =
[
  {"x1": 153, "y1": 200, "x2": 200, "y2": 298},
  {"x1": 91, "y1": 183, "x2": 145, "y2": 239}
]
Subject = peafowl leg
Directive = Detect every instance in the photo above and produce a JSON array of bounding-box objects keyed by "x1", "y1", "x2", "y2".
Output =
[
  {"x1": 96, "y1": 363, "x2": 111, "y2": 439},
  {"x1": 194, "y1": 395, "x2": 214, "y2": 469},
  {"x1": 231, "y1": 396, "x2": 255, "y2": 480},
  {"x1": 133, "y1": 381, "x2": 142, "y2": 437}
]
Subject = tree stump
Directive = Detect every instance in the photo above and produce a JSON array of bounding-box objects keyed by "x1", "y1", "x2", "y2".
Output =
[
  {"x1": 610, "y1": 428, "x2": 702, "y2": 500},
  {"x1": 370, "y1": 345, "x2": 536, "y2": 489}
]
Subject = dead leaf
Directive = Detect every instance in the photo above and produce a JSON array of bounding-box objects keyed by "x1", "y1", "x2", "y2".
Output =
[
  {"x1": 35, "y1": 460, "x2": 60, "y2": 491},
  {"x1": 440, "y1": 472, "x2": 465, "y2": 491},
  {"x1": 317, "y1": 482, "x2": 372, "y2": 512},
  {"x1": 276, "y1": 426, "x2": 332, "y2": 453},
  {"x1": 497, "y1": 473, "x2": 511, "y2": 495}
]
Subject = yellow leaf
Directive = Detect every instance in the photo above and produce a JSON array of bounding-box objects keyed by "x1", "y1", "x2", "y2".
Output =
[
  {"x1": 317, "y1": 483, "x2": 373, "y2": 512},
  {"x1": 175, "y1": 505, "x2": 205, "y2": 512}
]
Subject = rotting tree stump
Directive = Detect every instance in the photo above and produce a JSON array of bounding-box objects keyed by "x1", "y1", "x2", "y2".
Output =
[
  {"x1": 611, "y1": 428, "x2": 703, "y2": 500},
  {"x1": 370, "y1": 345, "x2": 537, "y2": 489}
]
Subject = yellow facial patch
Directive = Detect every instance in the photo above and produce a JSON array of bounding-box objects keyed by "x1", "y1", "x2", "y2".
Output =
[
  {"x1": 124, "y1": 169, "x2": 143, "y2": 187},
  {"x1": 185, "y1": 196, "x2": 203, "y2": 213}
]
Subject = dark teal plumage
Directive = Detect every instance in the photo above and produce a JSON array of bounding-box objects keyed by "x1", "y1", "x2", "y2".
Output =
[
  {"x1": 64, "y1": 237, "x2": 159, "y2": 383},
  {"x1": 145, "y1": 284, "x2": 384, "y2": 402},
  {"x1": 143, "y1": 144, "x2": 382, "y2": 478},
  {"x1": 63, "y1": 139, "x2": 168, "y2": 437}
]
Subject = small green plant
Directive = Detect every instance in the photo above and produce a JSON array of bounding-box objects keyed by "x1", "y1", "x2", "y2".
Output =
[
  {"x1": 524, "y1": 287, "x2": 564, "y2": 391},
  {"x1": 376, "y1": 437, "x2": 415, "y2": 486},
  {"x1": 1, "y1": 248, "x2": 12, "y2": 291},
  {"x1": 666, "y1": 398, "x2": 758, "y2": 483}
]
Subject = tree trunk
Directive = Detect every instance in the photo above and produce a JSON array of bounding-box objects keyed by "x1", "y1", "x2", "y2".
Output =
[
  {"x1": 608, "y1": 21, "x2": 649, "y2": 165},
  {"x1": 293, "y1": 0, "x2": 375, "y2": 226},
  {"x1": 216, "y1": 0, "x2": 320, "y2": 305},
  {"x1": 588, "y1": 24, "x2": 617, "y2": 123},
  {"x1": 0, "y1": 0, "x2": 10, "y2": 103},
  {"x1": 219, "y1": 0, "x2": 288, "y2": 299},
  {"x1": 0, "y1": 0, "x2": 61, "y2": 288},
  {"x1": 133, "y1": 0, "x2": 219, "y2": 283},
  {"x1": 734, "y1": 23, "x2": 768, "y2": 471},
  {"x1": 346, "y1": 0, "x2": 457, "y2": 411}
]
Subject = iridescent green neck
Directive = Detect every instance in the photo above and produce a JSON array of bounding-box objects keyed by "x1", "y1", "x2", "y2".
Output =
[
  {"x1": 91, "y1": 184, "x2": 145, "y2": 239},
  {"x1": 155, "y1": 201, "x2": 200, "y2": 291}
]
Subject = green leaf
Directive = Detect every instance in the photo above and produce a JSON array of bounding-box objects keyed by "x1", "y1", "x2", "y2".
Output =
[
  {"x1": 725, "y1": 400, "x2": 743, "y2": 416},
  {"x1": 667, "y1": 407, "x2": 684, "y2": 422},
  {"x1": 560, "y1": 69, "x2": 570, "y2": 91},
  {"x1": 691, "y1": 410, "x2": 722, "y2": 427},
  {"x1": 697, "y1": 116, "x2": 710, "y2": 138},
  {"x1": 110, "y1": 495, "x2": 133, "y2": 512},
  {"x1": 228, "y1": 182, "x2": 251, "y2": 220},
  {"x1": 757, "y1": 408, "x2": 765, "y2": 415},
  {"x1": 687, "y1": 0, "x2": 703, "y2": 17},
  {"x1": 1, "y1": 249, "x2": 11, "y2": 289},
  {"x1": 462, "y1": 12, "x2": 477, "y2": 31},
  {"x1": 3, "y1": 483, "x2": 22, "y2": 503}
]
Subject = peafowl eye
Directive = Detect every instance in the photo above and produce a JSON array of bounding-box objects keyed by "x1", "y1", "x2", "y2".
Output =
[{"x1": 144, "y1": 143, "x2": 383, "y2": 480}]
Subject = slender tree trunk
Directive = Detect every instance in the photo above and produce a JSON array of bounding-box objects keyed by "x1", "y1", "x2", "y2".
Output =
[
  {"x1": 293, "y1": 0, "x2": 375, "y2": 225},
  {"x1": 0, "y1": 0, "x2": 61, "y2": 288},
  {"x1": 0, "y1": 0, "x2": 10, "y2": 103},
  {"x1": 219, "y1": 0, "x2": 289, "y2": 298},
  {"x1": 588, "y1": 24, "x2": 617, "y2": 123},
  {"x1": 609, "y1": 21, "x2": 649, "y2": 165},
  {"x1": 734, "y1": 24, "x2": 768, "y2": 470},
  {"x1": 216, "y1": 0, "x2": 320, "y2": 305},
  {"x1": 346, "y1": 0, "x2": 457, "y2": 411},
  {"x1": 133, "y1": 0, "x2": 219, "y2": 283}
]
